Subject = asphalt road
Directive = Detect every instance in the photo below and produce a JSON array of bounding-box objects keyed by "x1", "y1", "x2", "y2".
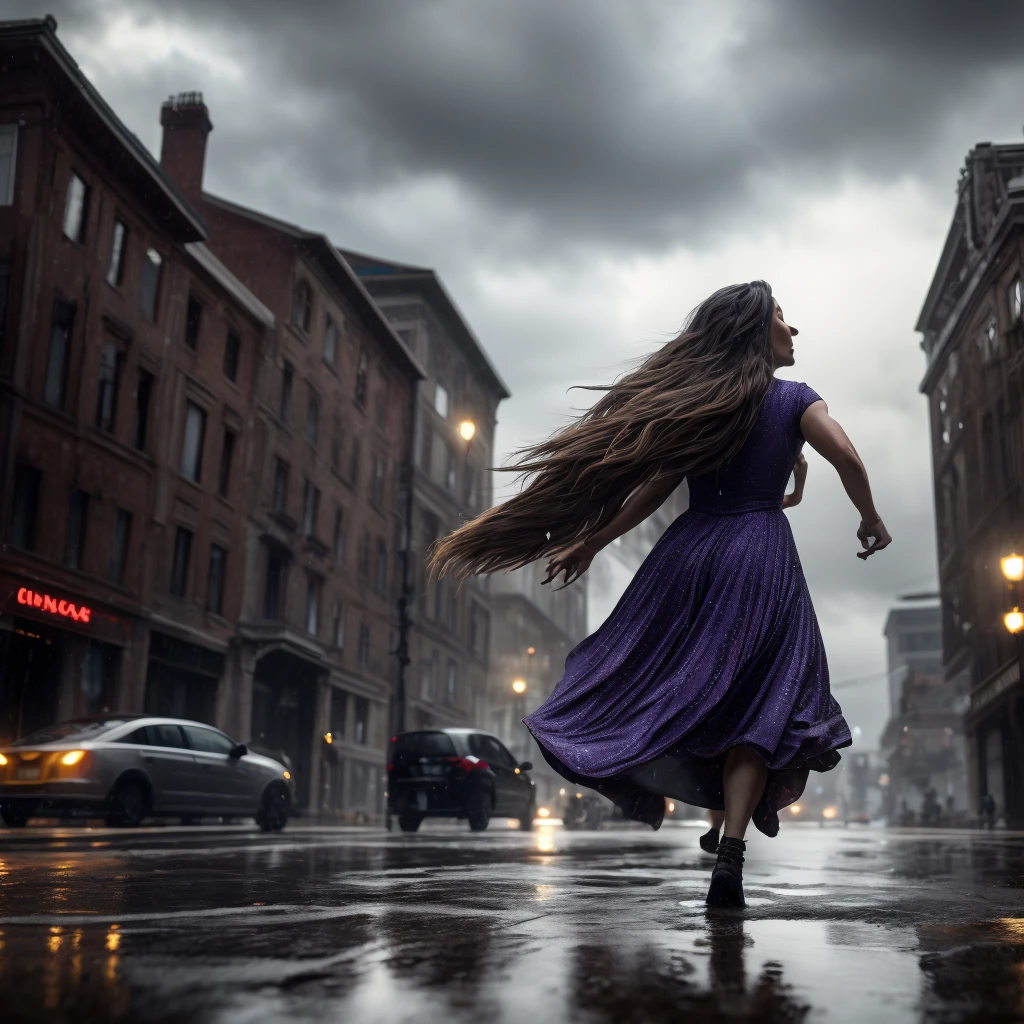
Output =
[{"x1": 0, "y1": 820, "x2": 1022, "y2": 1023}]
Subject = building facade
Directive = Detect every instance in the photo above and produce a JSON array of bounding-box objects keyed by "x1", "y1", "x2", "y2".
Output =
[
  {"x1": 339, "y1": 251, "x2": 510, "y2": 738},
  {"x1": 0, "y1": 18, "x2": 425, "y2": 823},
  {"x1": 0, "y1": 20, "x2": 270, "y2": 753},
  {"x1": 917, "y1": 136, "x2": 1024, "y2": 825},
  {"x1": 882, "y1": 600, "x2": 944, "y2": 720},
  {"x1": 157, "y1": 100, "x2": 424, "y2": 818}
]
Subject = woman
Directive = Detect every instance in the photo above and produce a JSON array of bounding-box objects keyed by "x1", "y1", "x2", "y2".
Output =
[{"x1": 429, "y1": 281, "x2": 891, "y2": 907}]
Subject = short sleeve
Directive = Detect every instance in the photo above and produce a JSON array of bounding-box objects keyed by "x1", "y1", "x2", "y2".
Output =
[{"x1": 794, "y1": 382, "x2": 822, "y2": 439}]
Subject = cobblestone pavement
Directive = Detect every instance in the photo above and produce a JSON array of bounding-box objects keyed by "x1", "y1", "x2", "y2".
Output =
[{"x1": 1, "y1": 821, "x2": 1022, "y2": 1022}]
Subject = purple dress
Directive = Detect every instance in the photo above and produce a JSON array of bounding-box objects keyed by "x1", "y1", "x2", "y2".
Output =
[{"x1": 524, "y1": 378, "x2": 851, "y2": 830}]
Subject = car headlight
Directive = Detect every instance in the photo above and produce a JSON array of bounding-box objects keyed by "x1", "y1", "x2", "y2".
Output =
[
  {"x1": 0, "y1": 753, "x2": 7, "y2": 767},
  {"x1": 60, "y1": 750, "x2": 86, "y2": 766}
]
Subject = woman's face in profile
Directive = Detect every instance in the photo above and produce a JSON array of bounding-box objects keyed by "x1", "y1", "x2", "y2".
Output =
[{"x1": 770, "y1": 301, "x2": 798, "y2": 367}]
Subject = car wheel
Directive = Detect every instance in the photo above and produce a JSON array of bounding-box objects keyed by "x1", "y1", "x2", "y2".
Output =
[
  {"x1": 255, "y1": 785, "x2": 289, "y2": 832},
  {"x1": 398, "y1": 811, "x2": 423, "y2": 833},
  {"x1": 105, "y1": 780, "x2": 148, "y2": 828},
  {"x1": 467, "y1": 790, "x2": 492, "y2": 832},
  {"x1": 0, "y1": 804, "x2": 29, "y2": 828},
  {"x1": 521, "y1": 799, "x2": 536, "y2": 831}
]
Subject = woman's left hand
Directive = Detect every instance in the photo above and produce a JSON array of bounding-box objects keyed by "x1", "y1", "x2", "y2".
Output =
[{"x1": 542, "y1": 538, "x2": 600, "y2": 589}]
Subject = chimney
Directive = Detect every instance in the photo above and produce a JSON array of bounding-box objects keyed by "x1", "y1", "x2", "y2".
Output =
[{"x1": 160, "y1": 92, "x2": 213, "y2": 199}]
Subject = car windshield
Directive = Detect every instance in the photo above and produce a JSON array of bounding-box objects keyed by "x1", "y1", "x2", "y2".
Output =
[
  {"x1": 393, "y1": 732, "x2": 457, "y2": 757},
  {"x1": 11, "y1": 719, "x2": 133, "y2": 746}
]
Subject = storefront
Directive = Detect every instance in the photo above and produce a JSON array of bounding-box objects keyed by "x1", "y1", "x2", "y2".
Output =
[
  {"x1": 144, "y1": 630, "x2": 225, "y2": 725},
  {"x1": 0, "y1": 575, "x2": 132, "y2": 743}
]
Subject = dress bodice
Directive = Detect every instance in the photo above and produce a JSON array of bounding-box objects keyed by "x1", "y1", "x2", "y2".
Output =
[{"x1": 687, "y1": 379, "x2": 822, "y2": 514}]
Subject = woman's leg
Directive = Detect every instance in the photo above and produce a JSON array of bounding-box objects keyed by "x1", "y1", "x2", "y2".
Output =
[
  {"x1": 700, "y1": 807, "x2": 726, "y2": 853},
  {"x1": 708, "y1": 809, "x2": 725, "y2": 830},
  {"x1": 722, "y1": 745, "x2": 768, "y2": 839}
]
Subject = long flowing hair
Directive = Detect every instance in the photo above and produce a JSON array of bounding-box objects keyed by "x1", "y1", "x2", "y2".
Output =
[{"x1": 429, "y1": 280, "x2": 776, "y2": 580}]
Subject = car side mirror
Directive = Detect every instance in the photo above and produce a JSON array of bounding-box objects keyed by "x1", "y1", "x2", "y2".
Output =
[
  {"x1": 229, "y1": 743, "x2": 247, "y2": 759},
  {"x1": 519, "y1": 761, "x2": 533, "y2": 772}
]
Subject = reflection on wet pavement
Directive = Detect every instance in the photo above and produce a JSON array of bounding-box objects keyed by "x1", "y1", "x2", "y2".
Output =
[{"x1": 1, "y1": 824, "x2": 1023, "y2": 1022}]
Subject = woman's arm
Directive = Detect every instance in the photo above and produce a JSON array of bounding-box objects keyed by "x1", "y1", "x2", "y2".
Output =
[
  {"x1": 782, "y1": 454, "x2": 807, "y2": 509},
  {"x1": 799, "y1": 400, "x2": 892, "y2": 560},
  {"x1": 587, "y1": 470, "x2": 686, "y2": 550}
]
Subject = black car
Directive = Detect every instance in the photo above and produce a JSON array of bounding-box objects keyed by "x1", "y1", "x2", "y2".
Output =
[{"x1": 387, "y1": 729, "x2": 535, "y2": 832}]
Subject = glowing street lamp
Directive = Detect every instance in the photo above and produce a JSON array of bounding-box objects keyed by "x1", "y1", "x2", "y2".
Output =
[
  {"x1": 1004, "y1": 609, "x2": 1024, "y2": 634},
  {"x1": 458, "y1": 420, "x2": 476, "y2": 443},
  {"x1": 1001, "y1": 554, "x2": 1024, "y2": 581},
  {"x1": 512, "y1": 678, "x2": 527, "y2": 694}
]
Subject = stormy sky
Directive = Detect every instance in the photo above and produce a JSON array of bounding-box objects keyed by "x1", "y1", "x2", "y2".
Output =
[{"x1": 16, "y1": 0, "x2": 1024, "y2": 749}]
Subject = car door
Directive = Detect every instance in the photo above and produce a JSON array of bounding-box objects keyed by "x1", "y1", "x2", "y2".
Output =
[
  {"x1": 491, "y1": 737, "x2": 532, "y2": 816},
  {"x1": 182, "y1": 725, "x2": 255, "y2": 815},
  {"x1": 472, "y1": 734, "x2": 518, "y2": 814},
  {"x1": 119, "y1": 724, "x2": 195, "y2": 812}
]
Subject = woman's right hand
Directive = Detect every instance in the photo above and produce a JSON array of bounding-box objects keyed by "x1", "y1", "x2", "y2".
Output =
[
  {"x1": 856, "y1": 517, "x2": 892, "y2": 560},
  {"x1": 542, "y1": 538, "x2": 601, "y2": 588}
]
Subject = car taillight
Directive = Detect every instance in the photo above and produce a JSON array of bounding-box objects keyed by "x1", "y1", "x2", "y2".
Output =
[
  {"x1": 446, "y1": 756, "x2": 489, "y2": 773},
  {"x1": 386, "y1": 763, "x2": 393, "y2": 773}
]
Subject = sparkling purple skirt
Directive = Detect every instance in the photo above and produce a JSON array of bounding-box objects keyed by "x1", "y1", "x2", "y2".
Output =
[{"x1": 524, "y1": 507, "x2": 851, "y2": 827}]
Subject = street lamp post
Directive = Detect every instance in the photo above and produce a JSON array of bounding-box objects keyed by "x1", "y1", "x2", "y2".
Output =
[{"x1": 512, "y1": 678, "x2": 528, "y2": 762}]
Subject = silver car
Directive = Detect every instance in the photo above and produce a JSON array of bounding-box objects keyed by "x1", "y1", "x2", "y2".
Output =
[{"x1": 0, "y1": 715, "x2": 292, "y2": 831}]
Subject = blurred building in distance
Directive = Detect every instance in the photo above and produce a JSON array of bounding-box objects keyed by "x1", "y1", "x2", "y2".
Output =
[
  {"x1": 339, "y1": 249, "x2": 509, "y2": 742},
  {"x1": 882, "y1": 597, "x2": 943, "y2": 719},
  {"x1": 917, "y1": 134, "x2": 1024, "y2": 826},
  {"x1": 486, "y1": 560, "x2": 587, "y2": 811}
]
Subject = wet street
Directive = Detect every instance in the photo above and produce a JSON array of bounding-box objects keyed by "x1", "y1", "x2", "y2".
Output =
[{"x1": 0, "y1": 821, "x2": 1023, "y2": 1023}]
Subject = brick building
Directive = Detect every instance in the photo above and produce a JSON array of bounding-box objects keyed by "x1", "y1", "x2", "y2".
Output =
[
  {"x1": 917, "y1": 136, "x2": 1024, "y2": 825},
  {"x1": 338, "y1": 251, "x2": 509, "y2": 738},
  {"x1": 0, "y1": 19, "x2": 271, "y2": 748},
  {"x1": 0, "y1": 17, "x2": 424, "y2": 821}
]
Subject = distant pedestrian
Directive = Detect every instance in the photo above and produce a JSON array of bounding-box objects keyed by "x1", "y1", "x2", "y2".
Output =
[
  {"x1": 428, "y1": 281, "x2": 891, "y2": 908},
  {"x1": 981, "y1": 793, "x2": 997, "y2": 830}
]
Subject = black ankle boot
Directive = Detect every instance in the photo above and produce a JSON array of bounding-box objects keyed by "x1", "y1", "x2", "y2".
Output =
[
  {"x1": 705, "y1": 836, "x2": 746, "y2": 908},
  {"x1": 699, "y1": 827, "x2": 720, "y2": 854}
]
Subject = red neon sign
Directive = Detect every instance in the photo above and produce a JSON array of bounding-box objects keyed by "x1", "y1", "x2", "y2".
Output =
[{"x1": 16, "y1": 587, "x2": 92, "y2": 624}]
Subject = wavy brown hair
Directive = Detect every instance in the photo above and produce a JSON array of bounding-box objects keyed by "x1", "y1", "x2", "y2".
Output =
[{"x1": 429, "y1": 280, "x2": 776, "y2": 579}]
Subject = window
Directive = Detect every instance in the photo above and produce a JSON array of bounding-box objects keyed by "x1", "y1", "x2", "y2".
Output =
[
  {"x1": 0, "y1": 124, "x2": 17, "y2": 205},
  {"x1": 183, "y1": 725, "x2": 235, "y2": 755},
  {"x1": 218, "y1": 429, "x2": 236, "y2": 498},
  {"x1": 65, "y1": 489, "x2": 89, "y2": 570},
  {"x1": 306, "y1": 389, "x2": 319, "y2": 447},
  {"x1": 323, "y1": 314, "x2": 338, "y2": 366},
  {"x1": 305, "y1": 574, "x2": 321, "y2": 636},
  {"x1": 357, "y1": 623, "x2": 370, "y2": 670},
  {"x1": 433, "y1": 577, "x2": 444, "y2": 623},
  {"x1": 139, "y1": 247, "x2": 162, "y2": 320},
  {"x1": 420, "y1": 423, "x2": 433, "y2": 474},
  {"x1": 349, "y1": 760, "x2": 371, "y2": 806},
  {"x1": 62, "y1": 172, "x2": 89, "y2": 242},
  {"x1": 1011, "y1": 278, "x2": 1023, "y2": 323},
  {"x1": 184, "y1": 295, "x2": 203, "y2": 349},
  {"x1": 280, "y1": 362, "x2": 293, "y2": 421},
  {"x1": 358, "y1": 530, "x2": 371, "y2": 580},
  {"x1": 11, "y1": 465, "x2": 40, "y2": 550},
  {"x1": 273, "y1": 458, "x2": 289, "y2": 514},
  {"x1": 95, "y1": 343, "x2": 121, "y2": 431},
  {"x1": 354, "y1": 696, "x2": 369, "y2": 743},
  {"x1": 355, "y1": 350, "x2": 368, "y2": 404},
  {"x1": 222, "y1": 331, "x2": 240, "y2": 382},
  {"x1": 446, "y1": 660, "x2": 457, "y2": 703},
  {"x1": 349, "y1": 438, "x2": 361, "y2": 487},
  {"x1": 301, "y1": 479, "x2": 320, "y2": 537},
  {"x1": 434, "y1": 383, "x2": 449, "y2": 419},
  {"x1": 371, "y1": 456, "x2": 385, "y2": 507},
  {"x1": 108, "y1": 509, "x2": 132, "y2": 585},
  {"x1": 374, "y1": 394, "x2": 385, "y2": 430},
  {"x1": 264, "y1": 547, "x2": 287, "y2": 619},
  {"x1": 448, "y1": 589, "x2": 458, "y2": 633},
  {"x1": 207, "y1": 544, "x2": 227, "y2": 615},
  {"x1": 376, "y1": 540, "x2": 388, "y2": 594},
  {"x1": 170, "y1": 526, "x2": 193, "y2": 597},
  {"x1": 331, "y1": 430, "x2": 342, "y2": 473},
  {"x1": 333, "y1": 508, "x2": 345, "y2": 562},
  {"x1": 180, "y1": 401, "x2": 207, "y2": 483},
  {"x1": 106, "y1": 219, "x2": 127, "y2": 286},
  {"x1": 133, "y1": 369, "x2": 154, "y2": 450},
  {"x1": 44, "y1": 299, "x2": 75, "y2": 408},
  {"x1": 292, "y1": 279, "x2": 312, "y2": 331},
  {"x1": 445, "y1": 446, "x2": 456, "y2": 492},
  {"x1": 333, "y1": 601, "x2": 346, "y2": 649}
]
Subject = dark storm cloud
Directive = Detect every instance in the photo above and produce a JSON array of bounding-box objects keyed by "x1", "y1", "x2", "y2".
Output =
[{"x1": 17, "y1": 0, "x2": 1024, "y2": 253}]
